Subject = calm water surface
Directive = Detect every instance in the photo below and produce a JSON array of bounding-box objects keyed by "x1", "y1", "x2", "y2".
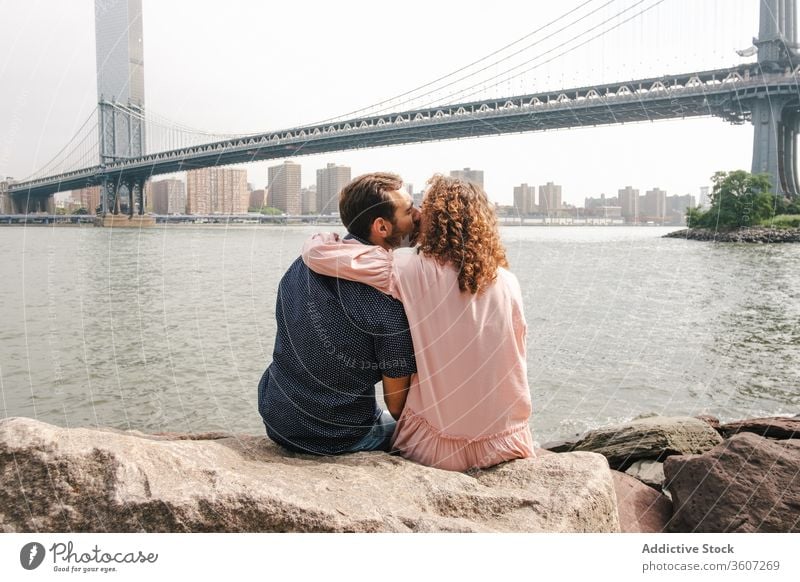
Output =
[{"x1": 0, "y1": 224, "x2": 797, "y2": 443}]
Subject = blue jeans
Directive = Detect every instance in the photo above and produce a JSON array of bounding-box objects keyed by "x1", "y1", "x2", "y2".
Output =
[{"x1": 345, "y1": 410, "x2": 396, "y2": 453}]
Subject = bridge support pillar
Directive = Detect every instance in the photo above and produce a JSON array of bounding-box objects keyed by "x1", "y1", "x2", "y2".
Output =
[
  {"x1": 136, "y1": 178, "x2": 146, "y2": 215},
  {"x1": 100, "y1": 179, "x2": 119, "y2": 216},
  {"x1": 124, "y1": 178, "x2": 134, "y2": 217},
  {"x1": 121, "y1": 177, "x2": 146, "y2": 216},
  {"x1": 751, "y1": 96, "x2": 800, "y2": 197}
]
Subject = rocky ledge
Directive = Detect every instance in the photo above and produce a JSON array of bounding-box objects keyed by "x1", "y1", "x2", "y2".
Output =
[
  {"x1": 664, "y1": 227, "x2": 800, "y2": 243},
  {"x1": 0, "y1": 418, "x2": 621, "y2": 533},
  {"x1": 1, "y1": 415, "x2": 796, "y2": 533},
  {"x1": 545, "y1": 414, "x2": 800, "y2": 532}
]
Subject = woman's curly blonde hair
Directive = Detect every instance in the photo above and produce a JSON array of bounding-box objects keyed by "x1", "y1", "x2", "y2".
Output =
[{"x1": 417, "y1": 174, "x2": 509, "y2": 294}]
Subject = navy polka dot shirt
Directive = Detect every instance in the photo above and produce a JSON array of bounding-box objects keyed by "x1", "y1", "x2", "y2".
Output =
[{"x1": 258, "y1": 236, "x2": 417, "y2": 455}]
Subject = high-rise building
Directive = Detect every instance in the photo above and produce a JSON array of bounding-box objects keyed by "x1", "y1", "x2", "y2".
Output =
[
  {"x1": 618, "y1": 186, "x2": 640, "y2": 222},
  {"x1": 149, "y1": 178, "x2": 186, "y2": 214},
  {"x1": 699, "y1": 186, "x2": 710, "y2": 207},
  {"x1": 666, "y1": 194, "x2": 696, "y2": 224},
  {"x1": 71, "y1": 186, "x2": 102, "y2": 213},
  {"x1": 538, "y1": 182, "x2": 562, "y2": 214},
  {"x1": 301, "y1": 185, "x2": 317, "y2": 214},
  {"x1": 450, "y1": 168, "x2": 484, "y2": 188},
  {"x1": 249, "y1": 189, "x2": 266, "y2": 210},
  {"x1": 316, "y1": 163, "x2": 351, "y2": 215},
  {"x1": 268, "y1": 161, "x2": 302, "y2": 215},
  {"x1": 407, "y1": 184, "x2": 425, "y2": 207},
  {"x1": 186, "y1": 167, "x2": 248, "y2": 214},
  {"x1": 513, "y1": 183, "x2": 537, "y2": 215},
  {"x1": 642, "y1": 187, "x2": 667, "y2": 221}
]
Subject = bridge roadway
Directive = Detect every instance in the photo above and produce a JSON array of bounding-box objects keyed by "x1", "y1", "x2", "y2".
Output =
[{"x1": 9, "y1": 63, "x2": 800, "y2": 198}]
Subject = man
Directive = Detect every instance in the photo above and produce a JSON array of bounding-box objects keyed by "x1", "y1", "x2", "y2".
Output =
[{"x1": 258, "y1": 172, "x2": 419, "y2": 455}]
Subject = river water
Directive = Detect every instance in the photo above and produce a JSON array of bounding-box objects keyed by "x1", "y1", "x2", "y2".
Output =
[{"x1": 0, "y1": 224, "x2": 797, "y2": 444}]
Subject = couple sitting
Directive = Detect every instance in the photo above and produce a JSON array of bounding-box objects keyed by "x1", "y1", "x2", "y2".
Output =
[{"x1": 258, "y1": 172, "x2": 534, "y2": 472}]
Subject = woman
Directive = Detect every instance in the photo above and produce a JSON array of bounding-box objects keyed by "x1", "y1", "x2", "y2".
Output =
[{"x1": 302, "y1": 175, "x2": 533, "y2": 471}]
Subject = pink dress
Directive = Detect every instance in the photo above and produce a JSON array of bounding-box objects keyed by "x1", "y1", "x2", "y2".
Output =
[{"x1": 302, "y1": 234, "x2": 534, "y2": 471}]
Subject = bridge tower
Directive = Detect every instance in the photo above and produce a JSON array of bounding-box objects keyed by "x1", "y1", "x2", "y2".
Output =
[
  {"x1": 751, "y1": 0, "x2": 800, "y2": 196},
  {"x1": 94, "y1": 0, "x2": 147, "y2": 216}
]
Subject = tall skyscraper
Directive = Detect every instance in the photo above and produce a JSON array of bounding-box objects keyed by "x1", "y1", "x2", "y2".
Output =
[
  {"x1": 316, "y1": 163, "x2": 351, "y2": 215},
  {"x1": 268, "y1": 161, "x2": 302, "y2": 215},
  {"x1": 450, "y1": 168, "x2": 484, "y2": 188},
  {"x1": 513, "y1": 183, "x2": 537, "y2": 215},
  {"x1": 538, "y1": 182, "x2": 562, "y2": 213},
  {"x1": 618, "y1": 186, "x2": 640, "y2": 222},
  {"x1": 95, "y1": 0, "x2": 145, "y2": 163},
  {"x1": 642, "y1": 187, "x2": 667, "y2": 221},
  {"x1": 186, "y1": 167, "x2": 248, "y2": 214},
  {"x1": 149, "y1": 178, "x2": 186, "y2": 214}
]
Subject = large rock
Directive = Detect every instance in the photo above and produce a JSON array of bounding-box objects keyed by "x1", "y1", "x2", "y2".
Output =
[
  {"x1": 0, "y1": 417, "x2": 620, "y2": 533},
  {"x1": 664, "y1": 432, "x2": 800, "y2": 533},
  {"x1": 611, "y1": 471, "x2": 671, "y2": 533},
  {"x1": 570, "y1": 416, "x2": 722, "y2": 470},
  {"x1": 624, "y1": 459, "x2": 666, "y2": 490},
  {"x1": 719, "y1": 416, "x2": 800, "y2": 440}
]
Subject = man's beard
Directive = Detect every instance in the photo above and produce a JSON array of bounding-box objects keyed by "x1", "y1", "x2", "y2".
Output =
[
  {"x1": 388, "y1": 221, "x2": 420, "y2": 249},
  {"x1": 385, "y1": 228, "x2": 404, "y2": 249}
]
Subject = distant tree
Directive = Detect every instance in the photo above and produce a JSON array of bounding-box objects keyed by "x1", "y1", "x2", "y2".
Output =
[
  {"x1": 72, "y1": 207, "x2": 89, "y2": 215},
  {"x1": 775, "y1": 194, "x2": 800, "y2": 216},
  {"x1": 686, "y1": 171, "x2": 776, "y2": 229},
  {"x1": 258, "y1": 207, "x2": 283, "y2": 215}
]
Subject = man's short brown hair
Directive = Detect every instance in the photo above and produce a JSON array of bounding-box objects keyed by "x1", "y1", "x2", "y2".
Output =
[{"x1": 339, "y1": 172, "x2": 403, "y2": 240}]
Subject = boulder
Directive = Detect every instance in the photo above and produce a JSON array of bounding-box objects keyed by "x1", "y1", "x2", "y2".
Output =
[
  {"x1": 540, "y1": 438, "x2": 580, "y2": 453},
  {"x1": 611, "y1": 471, "x2": 671, "y2": 533},
  {"x1": 624, "y1": 459, "x2": 665, "y2": 490},
  {"x1": 0, "y1": 417, "x2": 620, "y2": 533},
  {"x1": 664, "y1": 432, "x2": 800, "y2": 532},
  {"x1": 570, "y1": 416, "x2": 723, "y2": 470},
  {"x1": 532, "y1": 447, "x2": 670, "y2": 532},
  {"x1": 695, "y1": 414, "x2": 721, "y2": 431},
  {"x1": 719, "y1": 416, "x2": 799, "y2": 440}
]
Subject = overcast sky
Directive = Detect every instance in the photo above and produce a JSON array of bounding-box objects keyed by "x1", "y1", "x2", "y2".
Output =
[{"x1": 0, "y1": 0, "x2": 762, "y2": 205}]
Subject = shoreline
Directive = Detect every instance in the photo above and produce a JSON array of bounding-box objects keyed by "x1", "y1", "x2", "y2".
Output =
[{"x1": 664, "y1": 226, "x2": 800, "y2": 242}]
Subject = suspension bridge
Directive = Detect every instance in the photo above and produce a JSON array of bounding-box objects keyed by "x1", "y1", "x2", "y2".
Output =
[{"x1": 3, "y1": 0, "x2": 800, "y2": 219}]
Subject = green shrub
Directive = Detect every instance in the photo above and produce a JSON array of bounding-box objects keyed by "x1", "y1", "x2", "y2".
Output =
[
  {"x1": 761, "y1": 214, "x2": 800, "y2": 228},
  {"x1": 686, "y1": 170, "x2": 784, "y2": 230}
]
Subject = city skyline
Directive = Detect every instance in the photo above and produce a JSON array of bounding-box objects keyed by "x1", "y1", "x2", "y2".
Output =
[
  {"x1": 1, "y1": 1, "x2": 761, "y2": 206},
  {"x1": 57, "y1": 162, "x2": 698, "y2": 215}
]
